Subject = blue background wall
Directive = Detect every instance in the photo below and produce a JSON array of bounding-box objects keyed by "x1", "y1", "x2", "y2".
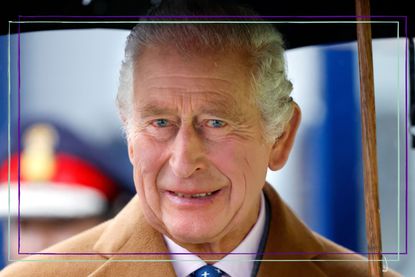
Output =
[{"x1": 303, "y1": 49, "x2": 363, "y2": 251}]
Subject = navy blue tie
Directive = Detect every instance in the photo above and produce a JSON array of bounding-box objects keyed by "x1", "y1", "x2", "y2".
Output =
[{"x1": 191, "y1": 265, "x2": 224, "y2": 277}]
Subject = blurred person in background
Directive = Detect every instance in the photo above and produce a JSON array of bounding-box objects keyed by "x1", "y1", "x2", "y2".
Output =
[{"x1": 0, "y1": 121, "x2": 122, "y2": 265}]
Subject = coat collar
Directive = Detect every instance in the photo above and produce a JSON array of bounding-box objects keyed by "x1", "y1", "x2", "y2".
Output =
[
  {"x1": 256, "y1": 184, "x2": 325, "y2": 277},
  {"x1": 90, "y1": 183, "x2": 325, "y2": 276},
  {"x1": 91, "y1": 196, "x2": 176, "y2": 276}
]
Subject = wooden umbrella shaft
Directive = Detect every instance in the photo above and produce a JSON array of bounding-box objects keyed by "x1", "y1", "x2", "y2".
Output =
[{"x1": 355, "y1": 0, "x2": 383, "y2": 276}]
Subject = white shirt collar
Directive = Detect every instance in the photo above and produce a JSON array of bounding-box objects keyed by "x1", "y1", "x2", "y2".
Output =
[{"x1": 164, "y1": 192, "x2": 266, "y2": 277}]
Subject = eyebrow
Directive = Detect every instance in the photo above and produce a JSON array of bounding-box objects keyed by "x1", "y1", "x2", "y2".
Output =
[
  {"x1": 137, "y1": 104, "x2": 175, "y2": 118},
  {"x1": 136, "y1": 101, "x2": 247, "y2": 124}
]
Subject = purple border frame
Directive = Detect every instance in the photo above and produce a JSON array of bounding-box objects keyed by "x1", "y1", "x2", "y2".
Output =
[{"x1": 14, "y1": 15, "x2": 409, "y2": 257}]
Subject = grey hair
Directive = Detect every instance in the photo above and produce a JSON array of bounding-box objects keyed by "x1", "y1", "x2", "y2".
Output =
[{"x1": 116, "y1": 0, "x2": 294, "y2": 142}]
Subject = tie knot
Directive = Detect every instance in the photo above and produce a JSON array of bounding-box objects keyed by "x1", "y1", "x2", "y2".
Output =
[{"x1": 191, "y1": 265, "x2": 224, "y2": 277}]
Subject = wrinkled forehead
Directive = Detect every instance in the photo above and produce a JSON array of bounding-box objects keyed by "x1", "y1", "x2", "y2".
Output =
[
  {"x1": 134, "y1": 44, "x2": 252, "y2": 81},
  {"x1": 132, "y1": 45, "x2": 257, "y2": 111}
]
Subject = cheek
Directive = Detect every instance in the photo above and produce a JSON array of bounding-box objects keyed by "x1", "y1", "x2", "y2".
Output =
[
  {"x1": 131, "y1": 137, "x2": 167, "y2": 203},
  {"x1": 208, "y1": 141, "x2": 269, "y2": 200},
  {"x1": 132, "y1": 136, "x2": 166, "y2": 174}
]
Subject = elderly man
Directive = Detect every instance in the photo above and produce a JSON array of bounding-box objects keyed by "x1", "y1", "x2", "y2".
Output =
[{"x1": 0, "y1": 1, "x2": 401, "y2": 276}]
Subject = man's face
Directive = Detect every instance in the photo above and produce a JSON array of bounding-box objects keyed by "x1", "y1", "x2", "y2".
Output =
[{"x1": 128, "y1": 46, "x2": 275, "y2": 248}]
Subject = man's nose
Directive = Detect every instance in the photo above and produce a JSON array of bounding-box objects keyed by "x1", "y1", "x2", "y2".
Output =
[{"x1": 169, "y1": 124, "x2": 206, "y2": 178}]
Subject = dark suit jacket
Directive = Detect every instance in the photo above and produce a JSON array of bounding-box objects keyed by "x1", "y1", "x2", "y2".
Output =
[{"x1": 0, "y1": 184, "x2": 401, "y2": 276}]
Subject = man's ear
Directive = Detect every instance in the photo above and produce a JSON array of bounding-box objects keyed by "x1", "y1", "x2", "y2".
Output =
[
  {"x1": 128, "y1": 142, "x2": 135, "y2": 165},
  {"x1": 268, "y1": 103, "x2": 301, "y2": 171},
  {"x1": 124, "y1": 125, "x2": 135, "y2": 165}
]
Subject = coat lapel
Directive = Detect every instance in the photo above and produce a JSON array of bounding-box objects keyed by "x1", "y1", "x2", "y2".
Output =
[
  {"x1": 256, "y1": 184, "x2": 327, "y2": 277},
  {"x1": 89, "y1": 196, "x2": 176, "y2": 277}
]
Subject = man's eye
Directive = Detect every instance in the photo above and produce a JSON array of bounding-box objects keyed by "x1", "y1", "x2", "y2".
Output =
[
  {"x1": 206, "y1": 119, "x2": 226, "y2": 128},
  {"x1": 151, "y1": 119, "x2": 170, "y2": 128}
]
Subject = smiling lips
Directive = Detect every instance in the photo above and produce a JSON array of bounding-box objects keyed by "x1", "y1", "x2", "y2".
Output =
[{"x1": 169, "y1": 189, "x2": 221, "y2": 199}]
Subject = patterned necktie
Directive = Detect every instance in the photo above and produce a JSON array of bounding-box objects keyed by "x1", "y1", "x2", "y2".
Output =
[{"x1": 191, "y1": 265, "x2": 224, "y2": 277}]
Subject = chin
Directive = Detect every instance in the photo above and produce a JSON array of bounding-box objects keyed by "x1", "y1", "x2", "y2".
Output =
[{"x1": 166, "y1": 221, "x2": 222, "y2": 245}]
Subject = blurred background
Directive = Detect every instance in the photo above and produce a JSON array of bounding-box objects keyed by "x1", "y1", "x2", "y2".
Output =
[{"x1": 0, "y1": 0, "x2": 414, "y2": 275}]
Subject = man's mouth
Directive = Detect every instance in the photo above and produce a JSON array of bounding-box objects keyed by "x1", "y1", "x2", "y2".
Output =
[{"x1": 169, "y1": 189, "x2": 221, "y2": 199}]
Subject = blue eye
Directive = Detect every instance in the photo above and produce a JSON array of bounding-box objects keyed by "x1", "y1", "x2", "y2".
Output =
[
  {"x1": 152, "y1": 119, "x2": 170, "y2": 128},
  {"x1": 206, "y1": 119, "x2": 226, "y2": 128}
]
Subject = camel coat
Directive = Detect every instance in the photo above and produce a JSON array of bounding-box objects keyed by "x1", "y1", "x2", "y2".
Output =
[{"x1": 0, "y1": 184, "x2": 401, "y2": 276}]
